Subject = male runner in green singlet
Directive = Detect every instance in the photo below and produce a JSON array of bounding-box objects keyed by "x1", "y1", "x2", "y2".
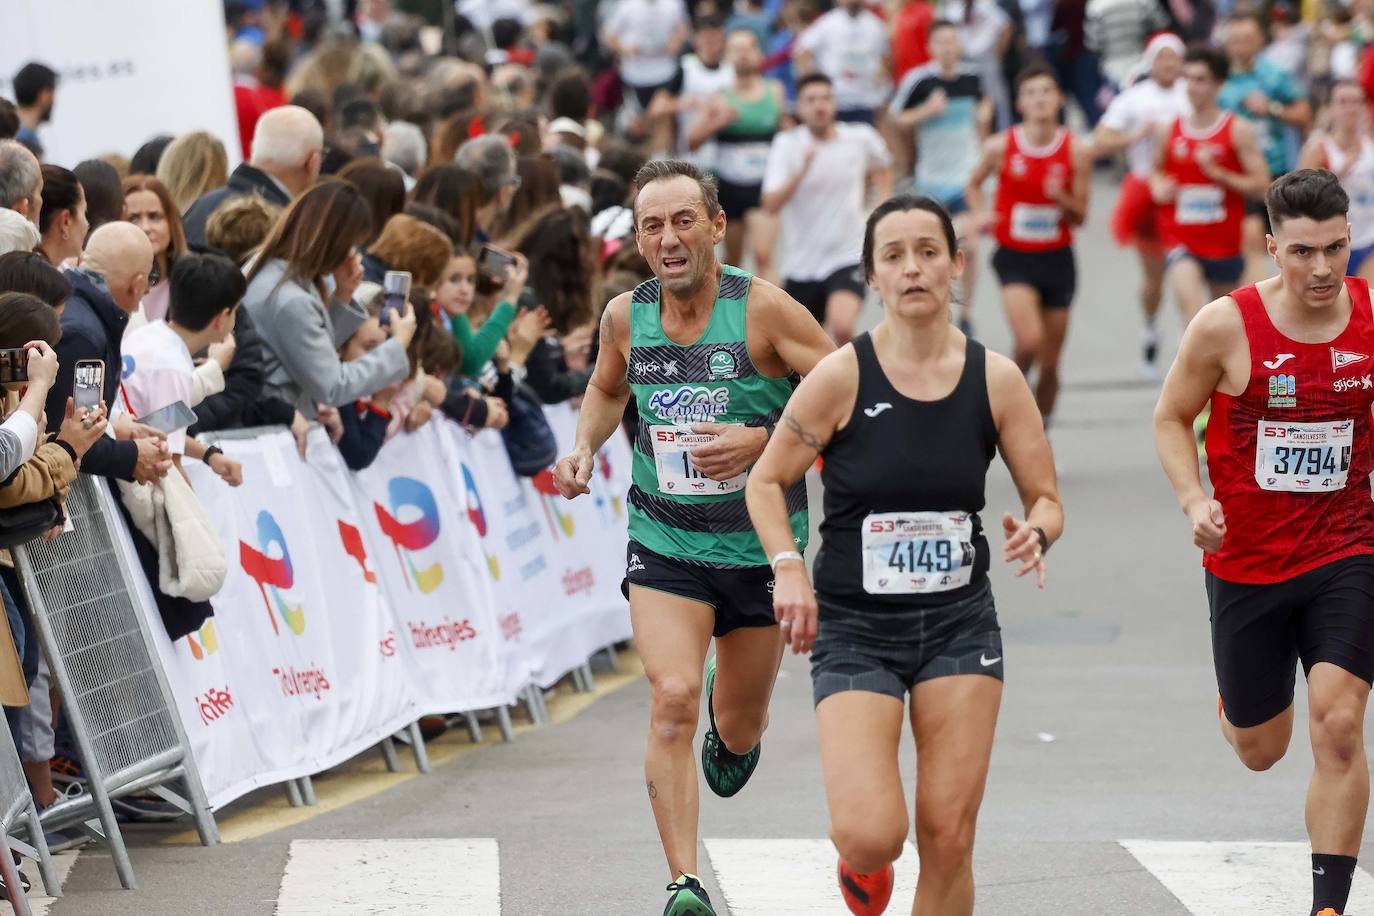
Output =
[{"x1": 554, "y1": 159, "x2": 835, "y2": 916}]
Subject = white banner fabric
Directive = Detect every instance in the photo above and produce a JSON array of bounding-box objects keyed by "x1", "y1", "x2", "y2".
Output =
[
  {"x1": 0, "y1": 1, "x2": 240, "y2": 167},
  {"x1": 120, "y1": 419, "x2": 631, "y2": 809}
]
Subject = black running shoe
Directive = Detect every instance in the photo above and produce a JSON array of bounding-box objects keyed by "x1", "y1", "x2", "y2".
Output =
[
  {"x1": 663, "y1": 873, "x2": 715, "y2": 915},
  {"x1": 700, "y1": 657, "x2": 760, "y2": 798}
]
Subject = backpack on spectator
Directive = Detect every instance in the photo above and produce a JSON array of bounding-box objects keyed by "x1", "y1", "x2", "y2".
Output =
[{"x1": 499, "y1": 382, "x2": 558, "y2": 477}]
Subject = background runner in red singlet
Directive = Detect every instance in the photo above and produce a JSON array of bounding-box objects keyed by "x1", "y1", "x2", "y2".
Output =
[
  {"x1": 1151, "y1": 44, "x2": 1270, "y2": 325},
  {"x1": 966, "y1": 64, "x2": 1091, "y2": 425},
  {"x1": 1153, "y1": 170, "x2": 1374, "y2": 916}
]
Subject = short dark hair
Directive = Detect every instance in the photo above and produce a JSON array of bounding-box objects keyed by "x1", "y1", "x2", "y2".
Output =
[
  {"x1": 929, "y1": 18, "x2": 958, "y2": 37},
  {"x1": 1184, "y1": 43, "x2": 1229, "y2": 83},
  {"x1": 12, "y1": 63, "x2": 57, "y2": 108},
  {"x1": 795, "y1": 72, "x2": 833, "y2": 95},
  {"x1": 632, "y1": 159, "x2": 721, "y2": 224},
  {"x1": 1014, "y1": 62, "x2": 1059, "y2": 95},
  {"x1": 0, "y1": 250, "x2": 71, "y2": 308},
  {"x1": 862, "y1": 195, "x2": 960, "y2": 281},
  {"x1": 0, "y1": 100, "x2": 17, "y2": 141},
  {"x1": 548, "y1": 70, "x2": 592, "y2": 123},
  {"x1": 0, "y1": 292, "x2": 60, "y2": 349},
  {"x1": 73, "y1": 159, "x2": 124, "y2": 234},
  {"x1": 130, "y1": 134, "x2": 174, "y2": 176},
  {"x1": 339, "y1": 97, "x2": 382, "y2": 132},
  {"x1": 1266, "y1": 169, "x2": 1350, "y2": 229},
  {"x1": 168, "y1": 253, "x2": 246, "y2": 331},
  {"x1": 1226, "y1": 11, "x2": 1266, "y2": 31},
  {"x1": 37, "y1": 164, "x2": 81, "y2": 236}
]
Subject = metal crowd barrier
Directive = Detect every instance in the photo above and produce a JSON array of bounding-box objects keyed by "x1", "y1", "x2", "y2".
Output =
[
  {"x1": 0, "y1": 714, "x2": 58, "y2": 915},
  {"x1": 12, "y1": 475, "x2": 219, "y2": 890}
]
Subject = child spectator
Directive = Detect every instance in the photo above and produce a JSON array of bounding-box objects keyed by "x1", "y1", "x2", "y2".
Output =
[{"x1": 204, "y1": 195, "x2": 283, "y2": 266}]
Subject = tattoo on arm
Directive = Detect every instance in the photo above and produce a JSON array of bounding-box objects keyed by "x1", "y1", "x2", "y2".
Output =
[
  {"x1": 782, "y1": 412, "x2": 827, "y2": 453},
  {"x1": 647, "y1": 780, "x2": 657, "y2": 799}
]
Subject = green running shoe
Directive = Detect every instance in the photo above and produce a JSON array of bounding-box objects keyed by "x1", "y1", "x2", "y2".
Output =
[
  {"x1": 700, "y1": 656, "x2": 761, "y2": 798},
  {"x1": 663, "y1": 873, "x2": 715, "y2": 915}
]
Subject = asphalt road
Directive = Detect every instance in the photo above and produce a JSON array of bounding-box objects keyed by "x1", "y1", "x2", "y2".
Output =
[{"x1": 22, "y1": 172, "x2": 1370, "y2": 916}]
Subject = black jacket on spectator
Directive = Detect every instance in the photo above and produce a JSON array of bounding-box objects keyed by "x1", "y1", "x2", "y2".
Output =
[
  {"x1": 525, "y1": 336, "x2": 592, "y2": 405},
  {"x1": 190, "y1": 307, "x2": 295, "y2": 435},
  {"x1": 45, "y1": 269, "x2": 137, "y2": 481},
  {"x1": 182, "y1": 163, "x2": 292, "y2": 248}
]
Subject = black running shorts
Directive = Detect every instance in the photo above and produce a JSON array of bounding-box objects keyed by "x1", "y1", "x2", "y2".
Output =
[
  {"x1": 1207, "y1": 554, "x2": 1374, "y2": 729},
  {"x1": 622, "y1": 540, "x2": 777, "y2": 638},
  {"x1": 810, "y1": 579, "x2": 1004, "y2": 706},
  {"x1": 783, "y1": 265, "x2": 867, "y2": 325},
  {"x1": 991, "y1": 244, "x2": 1077, "y2": 309}
]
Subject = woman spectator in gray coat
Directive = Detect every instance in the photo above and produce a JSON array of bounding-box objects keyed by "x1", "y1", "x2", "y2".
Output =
[{"x1": 243, "y1": 180, "x2": 416, "y2": 418}]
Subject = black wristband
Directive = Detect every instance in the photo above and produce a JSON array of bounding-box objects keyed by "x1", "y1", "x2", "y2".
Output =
[
  {"x1": 203, "y1": 445, "x2": 223, "y2": 464},
  {"x1": 1033, "y1": 526, "x2": 1049, "y2": 555}
]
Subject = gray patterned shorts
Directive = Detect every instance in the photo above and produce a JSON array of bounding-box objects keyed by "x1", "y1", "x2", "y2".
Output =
[{"x1": 810, "y1": 579, "x2": 1003, "y2": 706}]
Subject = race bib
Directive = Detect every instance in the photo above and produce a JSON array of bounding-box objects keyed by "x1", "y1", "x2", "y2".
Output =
[
  {"x1": 861, "y1": 511, "x2": 975, "y2": 595},
  {"x1": 715, "y1": 142, "x2": 770, "y2": 184},
  {"x1": 1010, "y1": 203, "x2": 1062, "y2": 243},
  {"x1": 1175, "y1": 184, "x2": 1225, "y2": 225},
  {"x1": 1255, "y1": 419, "x2": 1354, "y2": 492},
  {"x1": 650, "y1": 425, "x2": 746, "y2": 495}
]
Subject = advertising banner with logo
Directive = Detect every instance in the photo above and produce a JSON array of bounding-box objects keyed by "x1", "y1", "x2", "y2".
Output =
[
  {"x1": 126, "y1": 420, "x2": 628, "y2": 809},
  {"x1": 0, "y1": 0, "x2": 240, "y2": 167}
]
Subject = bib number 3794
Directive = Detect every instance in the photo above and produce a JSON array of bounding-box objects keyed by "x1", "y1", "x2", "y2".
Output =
[
  {"x1": 1254, "y1": 419, "x2": 1354, "y2": 492},
  {"x1": 861, "y1": 511, "x2": 975, "y2": 595}
]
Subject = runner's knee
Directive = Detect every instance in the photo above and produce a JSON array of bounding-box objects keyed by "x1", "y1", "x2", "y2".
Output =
[
  {"x1": 648, "y1": 675, "x2": 700, "y2": 743},
  {"x1": 713, "y1": 704, "x2": 765, "y2": 755},
  {"x1": 914, "y1": 810, "x2": 976, "y2": 874},
  {"x1": 832, "y1": 810, "x2": 908, "y2": 874},
  {"x1": 1231, "y1": 729, "x2": 1287, "y2": 772},
  {"x1": 1310, "y1": 701, "x2": 1364, "y2": 769}
]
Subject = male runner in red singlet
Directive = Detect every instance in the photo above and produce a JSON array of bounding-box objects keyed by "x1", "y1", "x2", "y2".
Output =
[
  {"x1": 1151, "y1": 44, "x2": 1270, "y2": 325},
  {"x1": 1154, "y1": 169, "x2": 1374, "y2": 916},
  {"x1": 965, "y1": 64, "x2": 1091, "y2": 424}
]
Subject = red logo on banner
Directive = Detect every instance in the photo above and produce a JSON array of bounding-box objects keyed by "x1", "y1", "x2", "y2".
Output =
[
  {"x1": 531, "y1": 468, "x2": 576, "y2": 539},
  {"x1": 338, "y1": 519, "x2": 377, "y2": 584}
]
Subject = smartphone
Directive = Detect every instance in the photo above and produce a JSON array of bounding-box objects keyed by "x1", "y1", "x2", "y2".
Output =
[
  {"x1": 381, "y1": 270, "x2": 412, "y2": 327},
  {"x1": 516, "y1": 287, "x2": 538, "y2": 313},
  {"x1": 478, "y1": 245, "x2": 517, "y2": 280},
  {"x1": 73, "y1": 359, "x2": 104, "y2": 412},
  {"x1": 136, "y1": 400, "x2": 198, "y2": 435},
  {"x1": 0, "y1": 348, "x2": 29, "y2": 385}
]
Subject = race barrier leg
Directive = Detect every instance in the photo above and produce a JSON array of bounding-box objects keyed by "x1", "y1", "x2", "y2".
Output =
[
  {"x1": 378, "y1": 736, "x2": 401, "y2": 773},
  {"x1": 462, "y1": 712, "x2": 483, "y2": 744},
  {"x1": 403, "y1": 722, "x2": 430, "y2": 773},
  {"x1": 0, "y1": 719, "x2": 58, "y2": 911},
  {"x1": 13, "y1": 476, "x2": 220, "y2": 890}
]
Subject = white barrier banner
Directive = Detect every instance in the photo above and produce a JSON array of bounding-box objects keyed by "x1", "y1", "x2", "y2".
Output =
[{"x1": 128, "y1": 419, "x2": 631, "y2": 809}]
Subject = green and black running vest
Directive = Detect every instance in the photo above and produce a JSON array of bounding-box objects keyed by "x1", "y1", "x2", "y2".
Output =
[{"x1": 627, "y1": 265, "x2": 808, "y2": 568}]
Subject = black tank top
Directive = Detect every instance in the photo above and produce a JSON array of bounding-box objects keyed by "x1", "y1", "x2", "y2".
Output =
[{"x1": 813, "y1": 332, "x2": 998, "y2": 607}]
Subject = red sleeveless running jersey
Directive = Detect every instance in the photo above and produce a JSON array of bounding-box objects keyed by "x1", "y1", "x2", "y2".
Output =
[
  {"x1": 1203, "y1": 279, "x2": 1374, "y2": 583},
  {"x1": 993, "y1": 127, "x2": 1074, "y2": 252},
  {"x1": 1159, "y1": 113, "x2": 1246, "y2": 260}
]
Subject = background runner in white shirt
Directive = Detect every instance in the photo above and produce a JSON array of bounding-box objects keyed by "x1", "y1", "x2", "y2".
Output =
[{"x1": 793, "y1": 0, "x2": 892, "y2": 124}]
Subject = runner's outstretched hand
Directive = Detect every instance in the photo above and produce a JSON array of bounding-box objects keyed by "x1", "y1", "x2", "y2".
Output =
[
  {"x1": 1002, "y1": 512, "x2": 1047, "y2": 588},
  {"x1": 553, "y1": 449, "x2": 594, "y2": 499},
  {"x1": 772, "y1": 563, "x2": 818, "y2": 655}
]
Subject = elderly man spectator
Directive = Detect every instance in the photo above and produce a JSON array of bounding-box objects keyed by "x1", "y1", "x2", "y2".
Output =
[
  {"x1": 454, "y1": 134, "x2": 519, "y2": 243},
  {"x1": 182, "y1": 105, "x2": 324, "y2": 247},
  {"x1": 45, "y1": 222, "x2": 171, "y2": 485},
  {"x1": 0, "y1": 140, "x2": 42, "y2": 225}
]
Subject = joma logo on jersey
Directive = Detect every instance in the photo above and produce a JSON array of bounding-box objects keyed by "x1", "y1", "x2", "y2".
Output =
[
  {"x1": 1267, "y1": 374, "x2": 1296, "y2": 408},
  {"x1": 647, "y1": 386, "x2": 730, "y2": 421}
]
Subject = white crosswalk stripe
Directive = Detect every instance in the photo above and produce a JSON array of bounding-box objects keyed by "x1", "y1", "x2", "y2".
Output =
[
  {"x1": 274, "y1": 838, "x2": 500, "y2": 915},
  {"x1": 1122, "y1": 840, "x2": 1374, "y2": 915},
  {"x1": 0, "y1": 851, "x2": 79, "y2": 916},
  {"x1": 704, "y1": 838, "x2": 919, "y2": 915}
]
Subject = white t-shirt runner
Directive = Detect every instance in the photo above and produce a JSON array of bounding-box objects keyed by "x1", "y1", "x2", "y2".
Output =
[
  {"x1": 604, "y1": 0, "x2": 690, "y2": 88},
  {"x1": 1098, "y1": 76, "x2": 1190, "y2": 177},
  {"x1": 762, "y1": 123, "x2": 893, "y2": 281},
  {"x1": 796, "y1": 7, "x2": 892, "y2": 112}
]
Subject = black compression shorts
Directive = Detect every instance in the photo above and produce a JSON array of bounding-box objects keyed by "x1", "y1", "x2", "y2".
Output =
[{"x1": 1207, "y1": 554, "x2": 1374, "y2": 729}]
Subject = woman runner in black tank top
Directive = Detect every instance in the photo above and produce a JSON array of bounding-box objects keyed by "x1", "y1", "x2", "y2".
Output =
[{"x1": 745, "y1": 196, "x2": 1064, "y2": 916}]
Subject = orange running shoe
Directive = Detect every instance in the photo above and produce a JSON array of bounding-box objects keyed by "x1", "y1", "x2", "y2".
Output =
[
  {"x1": 1314, "y1": 909, "x2": 1341, "y2": 916},
  {"x1": 837, "y1": 858, "x2": 893, "y2": 916}
]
